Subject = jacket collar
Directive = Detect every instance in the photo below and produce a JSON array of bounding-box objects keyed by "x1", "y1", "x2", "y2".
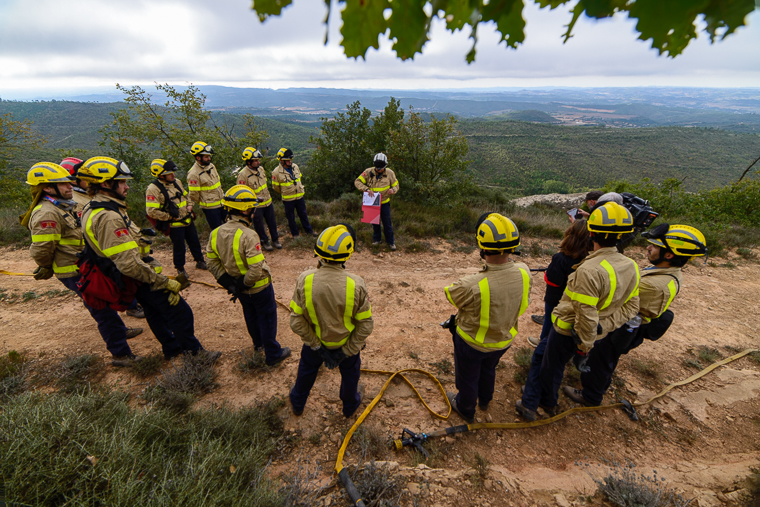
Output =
[
  {"x1": 642, "y1": 265, "x2": 681, "y2": 277},
  {"x1": 317, "y1": 258, "x2": 345, "y2": 270},
  {"x1": 93, "y1": 193, "x2": 128, "y2": 209}
]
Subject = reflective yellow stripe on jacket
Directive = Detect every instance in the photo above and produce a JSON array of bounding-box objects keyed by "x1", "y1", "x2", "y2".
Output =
[
  {"x1": 85, "y1": 208, "x2": 138, "y2": 257},
  {"x1": 53, "y1": 261, "x2": 78, "y2": 274},
  {"x1": 210, "y1": 228, "x2": 270, "y2": 289},
  {"x1": 303, "y1": 273, "x2": 358, "y2": 348},
  {"x1": 187, "y1": 181, "x2": 221, "y2": 192},
  {"x1": 657, "y1": 280, "x2": 678, "y2": 318}
]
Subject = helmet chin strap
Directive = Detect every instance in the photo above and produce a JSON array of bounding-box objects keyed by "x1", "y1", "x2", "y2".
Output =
[{"x1": 650, "y1": 247, "x2": 670, "y2": 266}]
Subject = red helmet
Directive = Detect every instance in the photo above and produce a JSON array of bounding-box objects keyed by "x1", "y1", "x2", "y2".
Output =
[{"x1": 60, "y1": 157, "x2": 83, "y2": 176}]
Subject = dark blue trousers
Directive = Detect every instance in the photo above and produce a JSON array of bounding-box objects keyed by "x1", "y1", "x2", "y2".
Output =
[
  {"x1": 202, "y1": 208, "x2": 226, "y2": 231},
  {"x1": 169, "y1": 223, "x2": 204, "y2": 270},
  {"x1": 238, "y1": 284, "x2": 283, "y2": 364},
  {"x1": 133, "y1": 282, "x2": 202, "y2": 360},
  {"x1": 521, "y1": 326, "x2": 550, "y2": 411},
  {"x1": 452, "y1": 331, "x2": 508, "y2": 419},
  {"x1": 60, "y1": 275, "x2": 131, "y2": 357},
  {"x1": 372, "y1": 202, "x2": 394, "y2": 245},
  {"x1": 290, "y1": 345, "x2": 361, "y2": 417},
  {"x1": 282, "y1": 198, "x2": 313, "y2": 236},
  {"x1": 580, "y1": 326, "x2": 643, "y2": 405},
  {"x1": 539, "y1": 301, "x2": 556, "y2": 341},
  {"x1": 524, "y1": 327, "x2": 579, "y2": 411},
  {"x1": 253, "y1": 204, "x2": 279, "y2": 243}
]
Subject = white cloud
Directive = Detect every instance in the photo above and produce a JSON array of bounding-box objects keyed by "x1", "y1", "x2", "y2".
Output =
[{"x1": 0, "y1": 0, "x2": 758, "y2": 95}]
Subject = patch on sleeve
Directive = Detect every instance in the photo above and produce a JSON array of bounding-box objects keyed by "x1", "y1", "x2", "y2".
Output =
[
  {"x1": 188, "y1": 179, "x2": 198, "y2": 185},
  {"x1": 40, "y1": 220, "x2": 57, "y2": 229},
  {"x1": 146, "y1": 195, "x2": 156, "y2": 201},
  {"x1": 114, "y1": 228, "x2": 130, "y2": 238},
  {"x1": 256, "y1": 243, "x2": 261, "y2": 251}
]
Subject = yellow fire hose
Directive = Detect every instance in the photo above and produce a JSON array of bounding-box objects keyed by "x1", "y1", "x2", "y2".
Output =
[{"x1": 336, "y1": 348, "x2": 759, "y2": 507}]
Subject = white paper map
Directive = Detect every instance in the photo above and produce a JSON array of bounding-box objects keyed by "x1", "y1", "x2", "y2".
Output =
[{"x1": 362, "y1": 192, "x2": 381, "y2": 206}]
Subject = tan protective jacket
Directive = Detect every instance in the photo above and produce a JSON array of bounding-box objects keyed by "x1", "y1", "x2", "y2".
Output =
[
  {"x1": 146, "y1": 179, "x2": 192, "y2": 228},
  {"x1": 187, "y1": 162, "x2": 224, "y2": 209},
  {"x1": 551, "y1": 247, "x2": 640, "y2": 352},
  {"x1": 28, "y1": 197, "x2": 84, "y2": 279},
  {"x1": 206, "y1": 217, "x2": 272, "y2": 294},
  {"x1": 72, "y1": 188, "x2": 90, "y2": 216},
  {"x1": 638, "y1": 266, "x2": 682, "y2": 323},
  {"x1": 82, "y1": 194, "x2": 168, "y2": 288},
  {"x1": 354, "y1": 167, "x2": 399, "y2": 204},
  {"x1": 289, "y1": 260, "x2": 373, "y2": 356},
  {"x1": 445, "y1": 261, "x2": 532, "y2": 353},
  {"x1": 237, "y1": 165, "x2": 272, "y2": 207},
  {"x1": 271, "y1": 162, "x2": 305, "y2": 201}
]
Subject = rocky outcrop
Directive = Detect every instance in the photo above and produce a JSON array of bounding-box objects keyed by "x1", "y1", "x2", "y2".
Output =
[{"x1": 511, "y1": 192, "x2": 586, "y2": 209}]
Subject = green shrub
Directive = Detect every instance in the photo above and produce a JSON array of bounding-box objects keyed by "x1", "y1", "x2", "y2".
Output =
[{"x1": 542, "y1": 180, "x2": 570, "y2": 194}]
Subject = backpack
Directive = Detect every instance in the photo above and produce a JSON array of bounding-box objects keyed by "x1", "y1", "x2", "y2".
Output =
[{"x1": 145, "y1": 179, "x2": 183, "y2": 236}]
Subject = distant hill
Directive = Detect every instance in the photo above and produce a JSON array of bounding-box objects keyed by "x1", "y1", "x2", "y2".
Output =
[{"x1": 503, "y1": 110, "x2": 557, "y2": 123}]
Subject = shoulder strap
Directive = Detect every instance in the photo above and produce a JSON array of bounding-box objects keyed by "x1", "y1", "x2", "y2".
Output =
[
  {"x1": 153, "y1": 179, "x2": 174, "y2": 207},
  {"x1": 662, "y1": 273, "x2": 681, "y2": 295},
  {"x1": 89, "y1": 199, "x2": 131, "y2": 231}
]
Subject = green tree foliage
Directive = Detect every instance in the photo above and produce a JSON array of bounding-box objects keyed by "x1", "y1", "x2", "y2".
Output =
[
  {"x1": 388, "y1": 108, "x2": 471, "y2": 202},
  {"x1": 251, "y1": 0, "x2": 755, "y2": 62},
  {"x1": 308, "y1": 98, "x2": 404, "y2": 200},
  {"x1": 99, "y1": 84, "x2": 268, "y2": 188},
  {"x1": 0, "y1": 112, "x2": 47, "y2": 208}
]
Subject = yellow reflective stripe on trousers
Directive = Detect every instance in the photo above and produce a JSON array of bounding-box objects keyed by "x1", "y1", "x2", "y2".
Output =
[
  {"x1": 290, "y1": 300, "x2": 304, "y2": 315},
  {"x1": 343, "y1": 277, "x2": 356, "y2": 336},
  {"x1": 58, "y1": 238, "x2": 83, "y2": 246},
  {"x1": 599, "y1": 260, "x2": 617, "y2": 310},
  {"x1": 564, "y1": 288, "x2": 600, "y2": 306},
  {"x1": 444, "y1": 286, "x2": 457, "y2": 307},
  {"x1": 657, "y1": 280, "x2": 678, "y2": 318},
  {"x1": 551, "y1": 312, "x2": 573, "y2": 330},
  {"x1": 32, "y1": 234, "x2": 61, "y2": 242},
  {"x1": 53, "y1": 262, "x2": 78, "y2": 274},
  {"x1": 198, "y1": 200, "x2": 222, "y2": 207},
  {"x1": 233, "y1": 228, "x2": 247, "y2": 274},
  {"x1": 624, "y1": 261, "x2": 641, "y2": 303},
  {"x1": 476, "y1": 277, "x2": 490, "y2": 343},
  {"x1": 304, "y1": 274, "x2": 322, "y2": 340}
]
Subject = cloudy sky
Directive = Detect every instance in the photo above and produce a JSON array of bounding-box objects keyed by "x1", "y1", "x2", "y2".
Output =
[{"x1": 1, "y1": 0, "x2": 759, "y2": 99}]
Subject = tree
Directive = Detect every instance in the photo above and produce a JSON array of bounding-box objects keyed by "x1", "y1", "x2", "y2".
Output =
[
  {"x1": 99, "y1": 84, "x2": 268, "y2": 188},
  {"x1": 388, "y1": 108, "x2": 470, "y2": 202},
  {"x1": 0, "y1": 113, "x2": 46, "y2": 168},
  {"x1": 251, "y1": 0, "x2": 755, "y2": 62},
  {"x1": 307, "y1": 98, "x2": 404, "y2": 200}
]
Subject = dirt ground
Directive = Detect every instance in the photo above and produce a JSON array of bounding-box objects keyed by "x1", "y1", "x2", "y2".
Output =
[{"x1": 2, "y1": 239, "x2": 759, "y2": 507}]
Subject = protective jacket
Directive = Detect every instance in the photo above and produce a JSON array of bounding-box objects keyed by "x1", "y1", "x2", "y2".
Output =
[
  {"x1": 146, "y1": 179, "x2": 192, "y2": 228},
  {"x1": 28, "y1": 196, "x2": 84, "y2": 279},
  {"x1": 354, "y1": 167, "x2": 399, "y2": 204},
  {"x1": 445, "y1": 261, "x2": 532, "y2": 353},
  {"x1": 81, "y1": 194, "x2": 168, "y2": 289},
  {"x1": 638, "y1": 266, "x2": 682, "y2": 323},
  {"x1": 237, "y1": 165, "x2": 272, "y2": 207},
  {"x1": 72, "y1": 187, "x2": 90, "y2": 216},
  {"x1": 551, "y1": 246, "x2": 640, "y2": 352},
  {"x1": 206, "y1": 216, "x2": 272, "y2": 294},
  {"x1": 271, "y1": 163, "x2": 305, "y2": 201},
  {"x1": 187, "y1": 161, "x2": 223, "y2": 209},
  {"x1": 289, "y1": 260, "x2": 373, "y2": 356}
]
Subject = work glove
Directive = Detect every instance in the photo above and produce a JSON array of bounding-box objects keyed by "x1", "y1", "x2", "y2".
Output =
[
  {"x1": 329, "y1": 348, "x2": 348, "y2": 366},
  {"x1": 217, "y1": 274, "x2": 240, "y2": 303},
  {"x1": 234, "y1": 276, "x2": 250, "y2": 292},
  {"x1": 573, "y1": 349, "x2": 590, "y2": 373},
  {"x1": 318, "y1": 347, "x2": 340, "y2": 370},
  {"x1": 140, "y1": 228, "x2": 157, "y2": 237},
  {"x1": 33, "y1": 266, "x2": 54, "y2": 280},
  {"x1": 165, "y1": 279, "x2": 182, "y2": 294},
  {"x1": 167, "y1": 291, "x2": 181, "y2": 306}
]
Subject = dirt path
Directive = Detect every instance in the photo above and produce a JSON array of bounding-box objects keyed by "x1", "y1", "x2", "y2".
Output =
[{"x1": 2, "y1": 241, "x2": 759, "y2": 506}]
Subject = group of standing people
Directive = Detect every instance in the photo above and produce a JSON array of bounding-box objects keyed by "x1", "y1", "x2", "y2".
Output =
[{"x1": 20, "y1": 145, "x2": 706, "y2": 422}]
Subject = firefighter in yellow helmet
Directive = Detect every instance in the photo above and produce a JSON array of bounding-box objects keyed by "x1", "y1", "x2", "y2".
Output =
[
  {"x1": 238, "y1": 147, "x2": 281, "y2": 250},
  {"x1": 146, "y1": 159, "x2": 207, "y2": 277},
  {"x1": 354, "y1": 152, "x2": 399, "y2": 250},
  {"x1": 271, "y1": 148, "x2": 317, "y2": 238},
  {"x1": 187, "y1": 141, "x2": 226, "y2": 230},
  {"x1": 564, "y1": 223, "x2": 707, "y2": 407},
  {"x1": 78, "y1": 157, "x2": 220, "y2": 363},
  {"x1": 288, "y1": 224, "x2": 373, "y2": 417},
  {"x1": 442, "y1": 213, "x2": 532, "y2": 423},
  {"x1": 206, "y1": 185, "x2": 290, "y2": 366},
  {"x1": 19, "y1": 162, "x2": 143, "y2": 365},
  {"x1": 517, "y1": 202, "x2": 640, "y2": 421}
]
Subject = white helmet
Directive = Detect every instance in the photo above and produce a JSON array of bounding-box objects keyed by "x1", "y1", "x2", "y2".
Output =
[{"x1": 373, "y1": 153, "x2": 388, "y2": 168}]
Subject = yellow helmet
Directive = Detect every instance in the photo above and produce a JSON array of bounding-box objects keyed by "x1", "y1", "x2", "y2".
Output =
[
  {"x1": 77, "y1": 157, "x2": 133, "y2": 184},
  {"x1": 587, "y1": 202, "x2": 634, "y2": 238},
  {"x1": 26, "y1": 162, "x2": 74, "y2": 186},
  {"x1": 190, "y1": 141, "x2": 213, "y2": 156},
  {"x1": 222, "y1": 185, "x2": 258, "y2": 211},
  {"x1": 314, "y1": 224, "x2": 355, "y2": 262},
  {"x1": 242, "y1": 147, "x2": 263, "y2": 161},
  {"x1": 276, "y1": 148, "x2": 293, "y2": 161},
  {"x1": 643, "y1": 223, "x2": 707, "y2": 257},
  {"x1": 476, "y1": 213, "x2": 520, "y2": 252},
  {"x1": 150, "y1": 159, "x2": 178, "y2": 178}
]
